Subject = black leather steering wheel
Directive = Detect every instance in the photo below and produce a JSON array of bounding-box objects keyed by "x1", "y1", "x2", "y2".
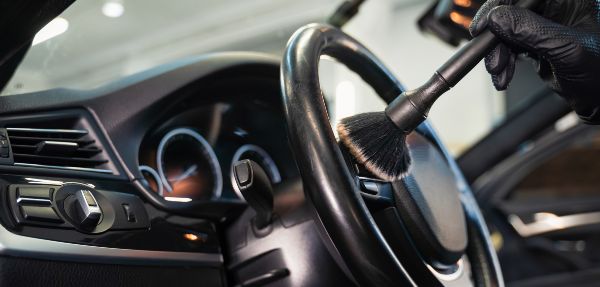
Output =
[{"x1": 281, "y1": 24, "x2": 503, "y2": 286}]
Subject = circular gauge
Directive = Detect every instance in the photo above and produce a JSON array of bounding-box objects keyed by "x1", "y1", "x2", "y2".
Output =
[
  {"x1": 230, "y1": 144, "x2": 281, "y2": 200},
  {"x1": 139, "y1": 165, "x2": 164, "y2": 196},
  {"x1": 157, "y1": 128, "x2": 222, "y2": 201}
]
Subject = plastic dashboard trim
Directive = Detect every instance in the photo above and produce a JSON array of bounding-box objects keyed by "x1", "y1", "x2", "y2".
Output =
[
  {"x1": 0, "y1": 53, "x2": 283, "y2": 267},
  {"x1": 0, "y1": 222, "x2": 223, "y2": 267}
]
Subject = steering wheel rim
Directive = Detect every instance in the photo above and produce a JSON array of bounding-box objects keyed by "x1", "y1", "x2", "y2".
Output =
[{"x1": 281, "y1": 23, "x2": 503, "y2": 286}]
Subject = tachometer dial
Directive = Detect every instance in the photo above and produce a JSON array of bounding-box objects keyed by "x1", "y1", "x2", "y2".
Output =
[{"x1": 157, "y1": 128, "x2": 222, "y2": 201}]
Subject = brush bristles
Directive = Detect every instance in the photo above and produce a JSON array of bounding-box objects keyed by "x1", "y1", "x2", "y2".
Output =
[{"x1": 337, "y1": 112, "x2": 411, "y2": 181}]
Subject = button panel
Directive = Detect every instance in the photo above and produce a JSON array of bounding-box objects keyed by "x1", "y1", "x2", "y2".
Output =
[
  {"x1": 8, "y1": 184, "x2": 66, "y2": 227},
  {"x1": 8, "y1": 184, "x2": 150, "y2": 233}
]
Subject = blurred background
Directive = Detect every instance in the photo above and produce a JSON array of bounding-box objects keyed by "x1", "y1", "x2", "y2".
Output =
[{"x1": 0, "y1": 0, "x2": 546, "y2": 155}]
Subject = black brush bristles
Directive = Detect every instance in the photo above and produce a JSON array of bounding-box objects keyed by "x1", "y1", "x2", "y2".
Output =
[{"x1": 337, "y1": 112, "x2": 411, "y2": 181}]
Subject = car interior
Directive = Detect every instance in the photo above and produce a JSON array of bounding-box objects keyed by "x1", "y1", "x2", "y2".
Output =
[{"x1": 0, "y1": 0, "x2": 598, "y2": 286}]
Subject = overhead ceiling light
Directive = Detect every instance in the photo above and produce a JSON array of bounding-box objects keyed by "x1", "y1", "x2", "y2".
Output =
[
  {"x1": 32, "y1": 17, "x2": 69, "y2": 46},
  {"x1": 102, "y1": 1, "x2": 124, "y2": 18}
]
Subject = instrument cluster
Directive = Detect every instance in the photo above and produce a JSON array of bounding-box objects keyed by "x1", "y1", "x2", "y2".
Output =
[
  {"x1": 137, "y1": 101, "x2": 290, "y2": 204},
  {"x1": 140, "y1": 127, "x2": 223, "y2": 202}
]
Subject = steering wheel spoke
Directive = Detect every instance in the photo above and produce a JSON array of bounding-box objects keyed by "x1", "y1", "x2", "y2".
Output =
[
  {"x1": 356, "y1": 174, "x2": 475, "y2": 287},
  {"x1": 358, "y1": 177, "x2": 395, "y2": 210}
]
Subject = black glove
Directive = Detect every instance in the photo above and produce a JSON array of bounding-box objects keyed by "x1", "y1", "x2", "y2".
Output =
[{"x1": 470, "y1": 0, "x2": 600, "y2": 124}]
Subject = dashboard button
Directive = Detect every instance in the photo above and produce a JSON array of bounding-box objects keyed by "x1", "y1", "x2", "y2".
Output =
[
  {"x1": 20, "y1": 206, "x2": 63, "y2": 223},
  {"x1": 122, "y1": 204, "x2": 136, "y2": 223},
  {"x1": 74, "y1": 189, "x2": 102, "y2": 229},
  {"x1": 0, "y1": 146, "x2": 8, "y2": 158},
  {"x1": 17, "y1": 186, "x2": 54, "y2": 199}
]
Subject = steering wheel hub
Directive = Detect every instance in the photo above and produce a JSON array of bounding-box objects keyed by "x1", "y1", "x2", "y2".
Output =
[{"x1": 394, "y1": 133, "x2": 467, "y2": 267}]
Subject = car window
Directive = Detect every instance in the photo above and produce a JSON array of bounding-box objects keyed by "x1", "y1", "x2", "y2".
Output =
[{"x1": 1, "y1": 0, "x2": 339, "y2": 95}]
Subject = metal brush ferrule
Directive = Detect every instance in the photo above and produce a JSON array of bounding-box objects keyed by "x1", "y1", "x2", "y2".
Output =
[{"x1": 385, "y1": 72, "x2": 450, "y2": 133}]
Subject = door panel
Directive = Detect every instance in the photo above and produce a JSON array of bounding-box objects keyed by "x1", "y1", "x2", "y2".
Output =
[{"x1": 473, "y1": 122, "x2": 600, "y2": 286}]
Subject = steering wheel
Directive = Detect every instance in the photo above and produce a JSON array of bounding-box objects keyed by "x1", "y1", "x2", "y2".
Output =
[{"x1": 281, "y1": 24, "x2": 503, "y2": 287}]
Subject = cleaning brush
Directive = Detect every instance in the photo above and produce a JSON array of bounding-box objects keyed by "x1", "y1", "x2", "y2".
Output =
[{"x1": 338, "y1": 0, "x2": 542, "y2": 181}]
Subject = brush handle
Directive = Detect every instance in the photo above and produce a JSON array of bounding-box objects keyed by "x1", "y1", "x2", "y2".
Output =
[
  {"x1": 437, "y1": 30, "x2": 498, "y2": 87},
  {"x1": 439, "y1": 0, "x2": 543, "y2": 85},
  {"x1": 386, "y1": 0, "x2": 543, "y2": 133}
]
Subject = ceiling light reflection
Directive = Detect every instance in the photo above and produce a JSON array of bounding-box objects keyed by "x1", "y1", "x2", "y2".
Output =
[{"x1": 32, "y1": 17, "x2": 69, "y2": 46}]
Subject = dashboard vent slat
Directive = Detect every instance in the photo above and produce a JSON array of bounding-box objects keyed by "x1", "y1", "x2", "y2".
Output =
[
  {"x1": 12, "y1": 154, "x2": 108, "y2": 167},
  {"x1": 6, "y1": 127, "x2": 111, "y2": 173},
  {"x1": 8, "y1": 136, "x2": 95, "y2": 146}
]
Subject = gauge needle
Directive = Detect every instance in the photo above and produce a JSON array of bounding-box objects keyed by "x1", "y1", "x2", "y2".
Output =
[{"x1": 168, "y1": 165, "x2": 198, "y2": 186}]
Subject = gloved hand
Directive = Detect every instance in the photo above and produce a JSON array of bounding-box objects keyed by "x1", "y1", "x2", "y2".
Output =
[{"x1": 470, "y1": 0, "x2": 600, "y2": 124}]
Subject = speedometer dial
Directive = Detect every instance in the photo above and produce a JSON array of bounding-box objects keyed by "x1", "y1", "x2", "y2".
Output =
[{"x1": 157, "y1": 128, "x2": 222, "y2": 201}]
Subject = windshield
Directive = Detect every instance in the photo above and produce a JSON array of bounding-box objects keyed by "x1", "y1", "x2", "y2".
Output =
[
  {"x1": 2, "y1": 0, "x2": 338, "y2": 95},
  {"x1": 3, "y1": 0, "x2": 534, "y2": 156}
]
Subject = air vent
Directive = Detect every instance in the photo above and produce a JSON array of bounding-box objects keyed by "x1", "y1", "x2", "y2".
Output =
[{"x1": 6, "y1": 126, "x2": 113, "y2": 174}]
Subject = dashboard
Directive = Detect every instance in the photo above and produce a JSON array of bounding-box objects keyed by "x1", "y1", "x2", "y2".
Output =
[
  {"x1": 0, "y1": 53, "x2": 336, "y2": 286},
  {"x1": 0, "y1": 50, "x2": 478, "y2": 287}
]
